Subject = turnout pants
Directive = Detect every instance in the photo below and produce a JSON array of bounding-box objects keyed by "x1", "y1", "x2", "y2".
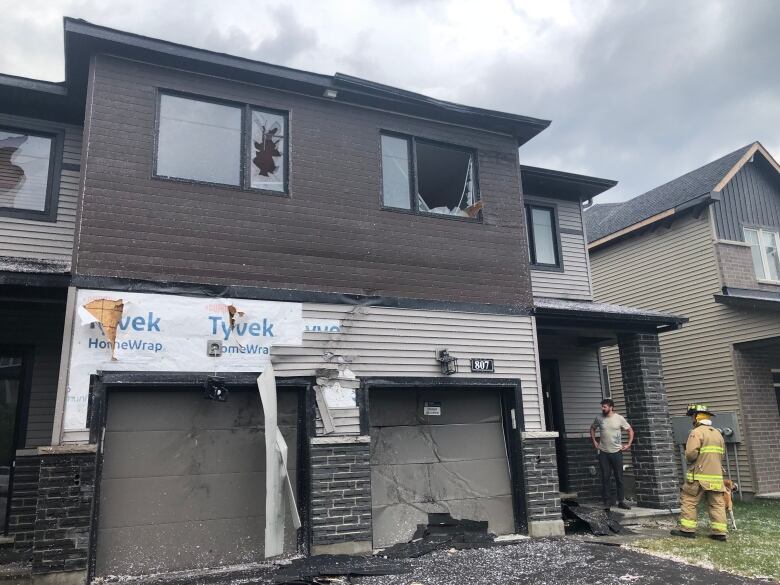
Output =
[
  {"x1": 598, "y1": 451, "x2": 624, "y2": 508},
  {"x1": 679, "y1": 481, "x2": 727, "y2": 535}
]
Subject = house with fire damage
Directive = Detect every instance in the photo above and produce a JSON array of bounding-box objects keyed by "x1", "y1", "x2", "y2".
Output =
[
  {"x1": 585, "y1": 142, "x2": 780, "y2": 500},
  {"x1": 0, "y1": 18, "x2": 685, "y2": 584}
]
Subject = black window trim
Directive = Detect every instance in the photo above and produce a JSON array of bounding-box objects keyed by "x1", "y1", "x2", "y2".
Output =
[
  {"x1": 152, "y1": 89, "x2": 290, "y2": 197},
  {"x1": 0, "y1": 123, "x2": 63, "y2": 222},
  {"x1": 379, "y1": 130, "x2": 482, "y2": 223},
  {"x1": 525, "y1": 198, "x2": 563, "y2": 271}
]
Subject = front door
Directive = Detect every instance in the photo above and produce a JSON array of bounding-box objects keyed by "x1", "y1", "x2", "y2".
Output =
[
  {"x1": 540, "y1": 360, "x2": 569, "y2": 492},
  {"x1": 0, "y1": 351, "x2": 26, "y2": 533}
]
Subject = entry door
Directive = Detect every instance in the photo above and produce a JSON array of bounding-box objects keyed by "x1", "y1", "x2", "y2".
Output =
[
  {"x1": 540, "y1": 360, "x2": 569, "y2": 492},
  {"x1": 369, "y1": 387, "x2": 515, "y2": 548},
  {"x1": 95, "y1": 388, "x2": 300, "y2": 577},
  {"x1": 0, "y1": 352, "x2": 25, "y2": 533}
]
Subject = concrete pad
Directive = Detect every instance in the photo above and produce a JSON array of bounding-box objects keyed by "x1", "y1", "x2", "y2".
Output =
[
  {"x1": 755, "y1": 492, "x2": 780, "y2": 501},
  {"x1": 528, "y1": 519, "x2": 565, "y2": 538},
  {"x1": 610, "y1": 506, "x2": 680, "y2": 524}
]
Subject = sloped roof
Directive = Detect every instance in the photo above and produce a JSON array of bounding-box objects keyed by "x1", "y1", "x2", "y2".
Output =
[{"x1": 584, "y1": 143, "x2": 755, "y2": 244}]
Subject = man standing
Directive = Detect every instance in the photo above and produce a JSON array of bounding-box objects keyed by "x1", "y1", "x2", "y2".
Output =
[
  {"x1": 671, "y1": 404, "x2": 728, "y2": 541},
  {"x1": 590, "y1": 398, "x2": 634, "y2": 511}
]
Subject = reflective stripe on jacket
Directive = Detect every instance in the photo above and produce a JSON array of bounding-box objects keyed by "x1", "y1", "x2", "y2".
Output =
[{"x1": 684, "y1": 423, "x2": 726, "y2": 492}]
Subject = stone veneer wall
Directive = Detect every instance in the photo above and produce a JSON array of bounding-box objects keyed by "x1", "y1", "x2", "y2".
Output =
[
  {"x1": 309, "y1": 438, "x2": 372, "y2": 554},
  {"x1": 520, "y1": 433, "x2": 564, "y2": 537},
  {"x1": 733, "y1": 344, "x2": 780, "y2": 494},
  {"x1": 618, "y1": 332, "x2": 679, "y2": 509}
]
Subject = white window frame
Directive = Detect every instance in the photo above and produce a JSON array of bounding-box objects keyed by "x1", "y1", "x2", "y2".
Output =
[{"x1": 744, "y1": 227, "x2": 780, "y2": 283}]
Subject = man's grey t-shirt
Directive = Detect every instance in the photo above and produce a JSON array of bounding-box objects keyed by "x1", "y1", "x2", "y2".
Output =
[{"x1": 592, "y1": 413, "x2": 630, "y2": 453}]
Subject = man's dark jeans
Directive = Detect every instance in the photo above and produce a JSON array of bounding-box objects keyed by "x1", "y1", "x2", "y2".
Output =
[{"x1": 598, "y1": 451, "x2": 624, "y2": 508}]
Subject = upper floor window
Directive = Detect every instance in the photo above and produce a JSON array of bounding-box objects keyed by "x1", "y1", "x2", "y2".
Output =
[
  {"x1": 744, "y1": 227, "x2": 780, "y2": 282},
  {"x1": 526, "y1": 203, "x2": 561, "y2": 268},
  {"x1": 0, "y1": 126, "x2": 59, "y2": 220},
  {"x1": 380, "y1": 133, "x2": 481, "y2": 219},
  {"x1": 155, "y1": 93, "x2": 287, "y2": 193}
]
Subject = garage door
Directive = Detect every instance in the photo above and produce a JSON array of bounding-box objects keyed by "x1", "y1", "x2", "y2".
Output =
[
  {"x1": 370, "y1": 387, "x2": 515, "y2": 548},
  {"x1": 96, "y1": 388, "x2": 299, "y2": 576}
]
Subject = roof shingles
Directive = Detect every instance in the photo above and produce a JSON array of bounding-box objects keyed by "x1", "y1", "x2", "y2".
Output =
[{"x1": 584, "y1": 143, "x2": 755, "y2": 243}]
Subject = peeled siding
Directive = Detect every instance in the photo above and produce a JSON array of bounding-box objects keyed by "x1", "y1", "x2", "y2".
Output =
[
  {"x1": 537, "y1": 335, "x2": 603, "y2": 434},
  {"x1": 273, "y1": 305, "x2": 544, "y2": 431},
  {"x1": 591, "y1": 211, "x2": 780, "y2": 494},
  {"x1": 530, "y1": 199, "x2": 592, "y2": 300},
  {"x1": 0, "y1": 113, "x2": 81, "y2": 263}
]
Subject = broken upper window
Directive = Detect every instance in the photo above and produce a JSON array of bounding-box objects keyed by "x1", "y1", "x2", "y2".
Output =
[
  {"x1": 526, "y1": 203, "x2": 560, "y2": 268},
  {"x1": 156, "y1": 94, "x2": 289, "y2": 193},
  {"x1": 0, "y1": 128, "x2": 55, "y2": 217},
  {"x1": 380, "y1": 133, "x2": 480, "y2": 219},
  {"x1": 250, "y1": 109, "x2": 286, "y2": 192},
  {"x1": 156, "y1": 94, "x2": 242, "y2": 185}
]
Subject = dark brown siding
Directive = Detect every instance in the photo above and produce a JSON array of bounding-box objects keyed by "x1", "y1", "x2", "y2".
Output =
[{"x1": 74, "y1": 55, "x2": 532, "y2": 307}]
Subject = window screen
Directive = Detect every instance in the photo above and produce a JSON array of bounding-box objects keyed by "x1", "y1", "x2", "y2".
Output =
[
  {"x1": 156, "y1": 95, "x2": 242, "y2": 185},
  {"x1": 0, "y1": 129, "x2": 53, "y2": 212},
  {"x1": 526, "y1": 204, "x2": 559, "y2": 267}
]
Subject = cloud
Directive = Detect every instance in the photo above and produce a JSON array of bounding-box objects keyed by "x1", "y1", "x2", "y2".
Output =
[{"x1": 0, "y1": 0, "x2": 776, "y2": 203}]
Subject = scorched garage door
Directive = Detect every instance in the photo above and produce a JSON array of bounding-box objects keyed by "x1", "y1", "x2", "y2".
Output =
[
  {"x1": 369, "y1": 387, "x2": 515, "y2": 548},
  {"x1": 95, "y1": 388, "x2": 299, "y2": 576}
]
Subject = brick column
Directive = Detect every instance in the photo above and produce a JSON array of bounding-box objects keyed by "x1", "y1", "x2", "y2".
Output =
[
  {"x1": 309, "y1": 437, "x2": 372, "y2": 554},
  {"x1": 618, "y1": 332, "x2": 679, "y2": 508},
  {"x1": 32, "y1": 447, "x2": 96, "y2": 584},
  {"x1": 7, "y1": 452, "x2": 42, "y2": 559},
  {"x1": 520, "y1": 432, "x2": 564, "y2": 537}
]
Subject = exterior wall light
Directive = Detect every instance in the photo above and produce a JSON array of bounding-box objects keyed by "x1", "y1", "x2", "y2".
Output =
[{"x1": 437, "y1": 349, "x2": 458, "y2": 376}]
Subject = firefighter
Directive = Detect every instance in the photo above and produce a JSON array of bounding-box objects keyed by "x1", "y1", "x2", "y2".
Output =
[{"x1": 671, "y1": 403, "x2": 728, "y2": 541}]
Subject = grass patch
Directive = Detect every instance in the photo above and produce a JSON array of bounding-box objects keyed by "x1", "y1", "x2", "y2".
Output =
[{"x1": 634, "y1": 500, "x2": 779, "y2": 580}]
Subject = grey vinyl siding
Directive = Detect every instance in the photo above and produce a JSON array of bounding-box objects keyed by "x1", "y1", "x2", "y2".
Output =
[
  {"x1": 530, "y1": 198, "x2": 592, "y2": 300},
  {"x1": 273, "y1": 305, "x2": 544, "y2": 431},
  {"x1": 537, "y1": 335, "x2": 602, "y2": 433},
  {"x1": 0, "y1": 303, "x2": 64, "y2": 448},
  {"x1": 75, "y1": 55, "x2": 533, "y2": 308},
  {"x1": 712, "y1": 157, "x2": 780, "y2": 240},
  {"x1": 591, "y1": 210, "x2": 780, "y2": 494},
  {"x1": 0, "y1": 113, "x2": 81, "y2": 263}
]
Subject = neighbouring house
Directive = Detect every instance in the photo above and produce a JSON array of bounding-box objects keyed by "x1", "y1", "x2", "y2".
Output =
[
  {"x1": 585, "y1": 141, "x2": 780, "y2": 500},
  {"x1": 0, "y1": 18, "x2": 685, "y2": 584}
]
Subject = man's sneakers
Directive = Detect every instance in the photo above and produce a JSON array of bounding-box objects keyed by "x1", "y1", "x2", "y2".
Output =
[
  {"x1": 670, "y1": 529, "x2": 696, "y2": 539},
  {"x1": 617, "y1": 501, "x2": 632, "y2": 510},
  {"x1": 709, "y1": 534, "x2": 728, "y2": 542}
]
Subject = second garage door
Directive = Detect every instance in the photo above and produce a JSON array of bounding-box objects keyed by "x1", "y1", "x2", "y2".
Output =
[
  {"x1": 369, "y1": 387, "x2": 515, "y2": 548},
  {"x1": 95, "y1": 388, "x2": 300, "y2": 577}
]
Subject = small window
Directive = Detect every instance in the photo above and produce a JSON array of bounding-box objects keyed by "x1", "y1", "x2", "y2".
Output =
[
  {"x1": 380, "y1": 133, "x2": 480, "y2": 219},
  {"x1": 156, "y1": 94, "x2": 242, "y2": 185},
  {"x1": 0, "y1": 127, "x2": 56, "y2": 217},
  {"x1": 526, "y1": 203, "x2": 560, "y2": 268},
  {"x1": 250, "y1": 109, "x2": 287, "y2": 192},
  {"x1": 155, "y1": 93, "x2": 289, "y2": 193},
  {"x1": 601, "y1": 364, "x2": 612, "y2": 399},
  {"x1": 744, "y1": 227, "x2": 780, "y2": 282}
]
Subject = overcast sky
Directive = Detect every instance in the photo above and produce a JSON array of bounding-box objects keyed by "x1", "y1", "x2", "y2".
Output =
[{"x1": 1, "y1": 0, "x2": 777, "y2": 202}]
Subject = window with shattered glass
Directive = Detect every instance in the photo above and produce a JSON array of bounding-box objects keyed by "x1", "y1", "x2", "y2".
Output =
[
  {"x1": 250, "y1": 109, "x2": 286, "y2": 192},
  {"x1": 155, "y1": 93, "x2": 288, "y2": 194},
  {"x1": 0, "y1": 128, "x2": 54, "y2": 214},
  {"x1": 380, "y1": 133, "x2": 481, "y2": 219}
]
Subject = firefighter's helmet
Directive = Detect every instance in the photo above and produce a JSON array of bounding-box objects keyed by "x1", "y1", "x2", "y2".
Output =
[{"x1": 686, "y1": 403, "x2": 716, "y2": 416}]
